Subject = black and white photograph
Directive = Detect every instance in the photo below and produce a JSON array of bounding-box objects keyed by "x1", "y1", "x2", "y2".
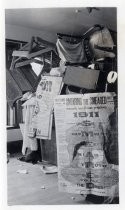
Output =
[{"x1": 1, "y1": 2, "x2": 125, "y2": 207}]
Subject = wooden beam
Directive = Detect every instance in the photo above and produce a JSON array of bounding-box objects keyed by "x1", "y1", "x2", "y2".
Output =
[
  {"x1": 14, "y1": 56, "x2": 23, "y2": 63},
  {"x1": 15, "y1": 58, "x2": 44, "y2": 68},
  {"x1": 10, "y1": 56, "x2": 16, "y2": 70},
  {"x1": 19, "y1": 42, "x2": 30, "y2": 50},
  {"x1": 28, "y1": 47, "x2": 52, "y2": 59},
  {"x1": 29, "y1": 36, "x2": 34, "y2": 53},
  {"x1": 12, "y1": 50, "x2": 29, "y2": 58},
  {"x1": 15, "y1": 60, "x2": 32, "y2": 68}
]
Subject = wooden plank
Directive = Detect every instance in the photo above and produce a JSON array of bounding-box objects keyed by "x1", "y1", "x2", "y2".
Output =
[
  {"x1": 10, "y1": 56, "x2": 16, "y2": 70},
  {"x1": 19, "y1": 42, "x2": 30, "y2": 51},
  {"x1": 15, "y1": 60, "x2": 32, "y2": 68},
  {"x1": 29, "y1": 36, "x2": 34, "y2": 53},
  {"x1": 15, "y1": 58, "x2": 44, "y2": 68},
  {"x1": 11, "y1": 69, "x2": 32, "y2": 92},
  {"x1": 12, "y1": 50, "x2": 29, "y2": 58},
  {"x1": 28, "y1": 47, "x2": 52, "y2": 59},
  {"x1": 19, "y1": 66, "x2": 37, "y2": 87}
]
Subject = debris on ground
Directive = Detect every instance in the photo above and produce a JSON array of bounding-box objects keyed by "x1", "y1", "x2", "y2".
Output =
[
  {"x1": 16, "y1": 169, "x2": 28, "y2": 174},
  {"x1": 40, "y1": 165, "x2": 58, "y2": 174},
  {"x1": 19, "y1": 164, "x2": 24, "y2": 167},
  {"x1": 71, "y1": 197, "x2": 75, "y2": 200},
  {"x1": 40, "y1": 185, "x2": 46, "y2": 189}
]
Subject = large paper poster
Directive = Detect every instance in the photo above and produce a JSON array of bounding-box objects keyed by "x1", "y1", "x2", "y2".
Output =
[
  {"x1": 54, "y1": 93, "x2": 118, "y2": 196},
  {"x1": 30, "y1": 75, "x2": 63, "y2": 140}
]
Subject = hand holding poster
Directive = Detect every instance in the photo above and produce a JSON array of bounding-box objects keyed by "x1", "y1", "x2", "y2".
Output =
[{"x1": 54, "y1": 92, "x2": 118, "y2": 196}]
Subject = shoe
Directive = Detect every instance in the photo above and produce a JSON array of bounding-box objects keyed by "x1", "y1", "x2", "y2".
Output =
[
  {"x1": 17, "y1": 156, "x2": 26, "y2": 162},
  {"x1": 25, "y1": 151, "x2": 40, "y2": 164},
  {"x1": 18, "y1": 151, "x2": 40, "y2": 164}
]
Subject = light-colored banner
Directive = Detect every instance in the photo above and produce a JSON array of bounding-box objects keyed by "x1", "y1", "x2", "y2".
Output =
[
  {"x1": 54, "y1": 92, "x2": 118, "y2": 196},
  {"x1": 34, "y1": 75, "x2": 63, "y2": 139}
]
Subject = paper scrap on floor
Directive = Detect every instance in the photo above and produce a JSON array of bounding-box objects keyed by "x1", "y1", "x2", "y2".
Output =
[
  {"x1": 16, "y1": 169, "x2": 28, "y2": 174},
  {"x1": 40, "y1": 165, "x2": 58, "y2": 174}
]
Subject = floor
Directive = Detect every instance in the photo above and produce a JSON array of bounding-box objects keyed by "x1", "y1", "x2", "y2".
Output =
[{"x1": 7, "y1": 154, "x2": 91, "y2": 205}]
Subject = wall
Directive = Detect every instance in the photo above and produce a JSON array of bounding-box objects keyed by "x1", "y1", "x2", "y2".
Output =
[
  {"x1": 7, "y1": 128, "x2": 23, "y2": 142},
  {"x1": 5, "y1": 24, "x2": 56, "y2": 43},
  {"x1": 6, "y1": 24, "x2": 56, "y2": 142}
]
